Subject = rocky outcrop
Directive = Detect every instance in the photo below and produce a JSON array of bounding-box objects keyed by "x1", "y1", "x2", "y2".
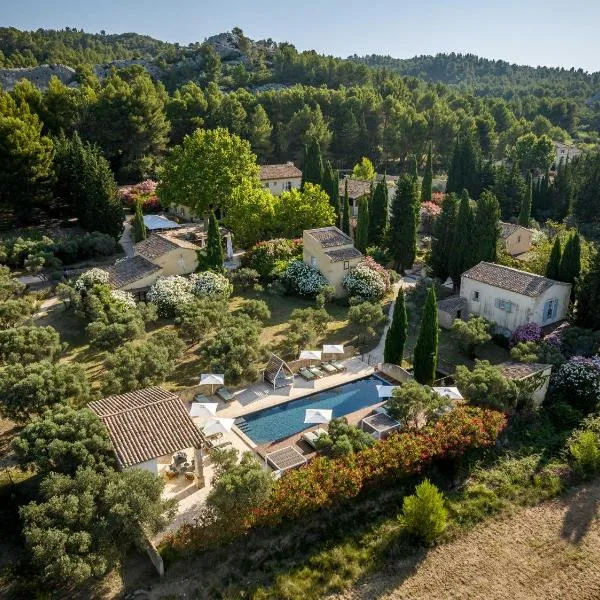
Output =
[
  {"x1": 205, "y1": 32, "x2": 245, "y2": 60},
  {"x1": 0, "y1": 64, "x2": 76, "y2": 90}
]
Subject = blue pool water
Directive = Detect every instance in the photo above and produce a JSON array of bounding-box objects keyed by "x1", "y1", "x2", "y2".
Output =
[{"x1": 236, "y1": 375, "x2": 390, "y2": 444}]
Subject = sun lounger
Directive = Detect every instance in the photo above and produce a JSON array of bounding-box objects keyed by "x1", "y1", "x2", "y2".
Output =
[
  {"x1": 308, "y1": 366, "x2": 326, "y2": 378},
  {"x1": 212, "y1": 440, "x2": 232, "y2": 450},
  {"x1": 330, "y1": 360, "x2": 346, "y2": 372},
  {"x1": 193, "y1": 393, "x2": 209, "y2": 403},
  {"x1": 319, "y1": 362, "x2": 338, "y2": 374},
  {"x1": 216, "y1": 387, "x2": 234, "y2": 403},
  {"x1": 301, "y1": 427, "x2": 328, "y2": 449},
  {"x1": 298, "y1": 367, "x2": 316, "y2": 381}
]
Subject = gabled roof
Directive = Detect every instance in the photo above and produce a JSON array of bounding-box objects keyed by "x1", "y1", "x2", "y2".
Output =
[
  {"x1": 339, "y1": 178, "x2": 372, "y2": 200},
  {"x1": 259, "y1": 163, "x2": 302, "y2": 180},
  {"x1": 89, "y1": 387, "x2": 204, "y2": 468},
  {"x1": 102, "y1": 255, "x2": 161, "y2": 288},
  {"x1": 324, "y1": 247, "x2": 363, "y2": 262},
  {"x1": 461, "y1": 262, "x2": 568, "y2": 297},
  {"x1": 135, "y1": 233, "x2": 180, "y2": 261},
  {"x1": 500, "y1": 222, "x2": 533, "y2": 239},
  {"x1": 305, "y1": 226, "x2": 353, "y2": 248},
  {"x1": 499, "y1": 361, "x2": 552, "y2": 380},
  {"x1": 437, "y1": 295, "x2": 467, "y2": 313}
]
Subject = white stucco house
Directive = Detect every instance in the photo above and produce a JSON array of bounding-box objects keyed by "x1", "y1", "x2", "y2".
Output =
[
  {"x1": 259, "y1": 163, "x2": 302, "y2": 195},
  {"x1": 500, "y1": 222, "x2": 534, "y2": 256},
  {"x1": 459, "y1": 262, "x2": 571, "y2": 335},
  {"x1": 554, "y1": 142, "x2": 581, "y2": 170}
]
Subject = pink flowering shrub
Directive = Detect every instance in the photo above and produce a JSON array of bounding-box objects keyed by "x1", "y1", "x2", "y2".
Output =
[
  {"x1": 118, "y1": 180, "x2": 160, "y2": 213},
  {"x1": 510, "y1": 323, "x2": 543, "y2": 347}
]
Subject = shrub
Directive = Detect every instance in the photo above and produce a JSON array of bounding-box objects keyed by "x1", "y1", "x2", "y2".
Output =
[
  {"x1": 228, "y1": 267, "x2": 260, "y2": 290},
  {"x1": 176, "y1": 299, "x2": 226, "y2": 344},
  {"x1": 238, "y1": 299, "x2": 271, "y2": 323},
  {"x1": 118, "y1": 180, "x2": 161, "y2": 212},
  {"x1": 190, "y1": 271, "x2": 232, "y2": 300},
  {"x1": 567, "y1": 430, "x2": 600, "y2": 479},
  {"x1": 510, "y1": 323, "x2": 543, "y2": 347},
  {"x1": 348, "y1": 301, "x2": 386, "y2": 342},
  {"x1": 556, "y1": 327, "x2": 600, "y2": 358},
  {"x1": 343, "y1": 257, "x2": 390, "y2": 301},
  {"x1": 455, "y1": 360, "x2": 520, "y2": 411},
  {"x1": 241, "y1": 238, "x2": 303, "y2": 279},
  {"x1": 551, "y1": 356, "x2": 600, "y2": 414},
  {"x1": 281, "y1": 307, "x2": 330, "y2": 356},
  {"x1": 314, "y1": 417, "x2": 375, "y2": 456},
  {"x1": 511, "y1": 341, "x2": 565, "y2": 366},
  {"x1": 74, "y1": 268, "x2": 110, "y2": 291},
  {"x1": 0, "y1": 325, "x2": 64, "y2": 364},
  {"x1": 401, "y1": 479, "x2": 448, "y2": 545},
  {"x1": 451, "y1": 316, "x2": 492, "y2": 357},
  {"x1": 147, "y1": 275, "x2": 194, "y2": 317},
  {"x1": 386, "y1": 381, "x2": 451, "y2": 428},
  {"x1": 284, "y1": 260, "x2": 329, "y2": 297}
]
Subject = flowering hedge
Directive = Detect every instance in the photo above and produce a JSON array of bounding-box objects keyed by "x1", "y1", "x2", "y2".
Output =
[
  {"x1": 147, "y1": 276, "x2": 195, "y2": 317},
  {"x1": 510, "y1": 323, "x2": 543, "y2": 347},
  {"x1": 241, "y1": 238, "x2": 303, "y2": 279},
  {"x1": 552, "y1": 356, "x2": 600, "y2": 413},
  {"x1": 284, "y1": 260, "x2": 328, "y2": 297},
  {"x1": 74, "y1": 268, "x2": 110, "y2": 291},
  {"x1": 189, "y1": 272, "x2": 232, "y2": 300},
  {"x1": 343, "y1": 257, "x2": 390, "y2": 301},
  {"x1": 118, "y1": 180, "x2": 161, "y2": 213},
  {"x1": 162, "y1": 406, "x2": 505, "y2": 554}
]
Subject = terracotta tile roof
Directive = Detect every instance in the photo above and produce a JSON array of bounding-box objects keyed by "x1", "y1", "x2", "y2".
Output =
[
  {"x1": 499, "y1": 361, "x2": 551, "y2": 380},
  {"x1": 89, "y1": 387, "x2": 204, "y2": 468},
  {"x1": 102, "y1": 256, "x2": 160, "y2": 288},
  {"x1": 339, "y1": 178, "x2": 373, "y2": 200},
  {"x1": 461, "y1": 262, "x2": 566, "y2": 297},
  {"x1": 500, "y1": 222, "x2": 533, "y2": 239},
  {"x1": 259, "y1": 163, "x2": 302, "y2": 180},
  {"x1": 437, "y1": 295, "x2": 468, "y2": 313},
  {"x1": 324, "y1": 247, "x2": 363, "y2": 262},
  {"x1": 135, "y1": 233, "x2": 180, "y2": 260},
  {"x1": 306, "y1": 226, "x2": 353, "y2": 248}
]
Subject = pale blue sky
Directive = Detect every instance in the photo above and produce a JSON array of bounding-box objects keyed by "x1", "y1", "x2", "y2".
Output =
[{"x1": 2, "y1": 0, "x2": 598, "y2": 72}]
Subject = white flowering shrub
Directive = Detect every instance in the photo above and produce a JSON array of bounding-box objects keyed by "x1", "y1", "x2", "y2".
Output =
[
  {"x1": 74, "y1": 268, "x2": 110, "y2": 291},
  {"x1": 147, "y1": 276, "x2": 195, "y2": 317},
  {"x1": 552, "y1": 356, "x2": 600, "y2": 414},
  {"x1": 109, "y1": 289, "x2": 136, "y2": 311},
  {"x1": 343, "y1": 259, "x2": 388, "y2": 301},
  {"x1": 190, "y1": 271, "x2": 233, "y2": 299},
  {"x1": 284, "y1": 260, "x2": 328, "y2": 297}
]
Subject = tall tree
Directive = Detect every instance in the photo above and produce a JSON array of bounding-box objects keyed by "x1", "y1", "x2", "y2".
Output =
[
  {"x1": 389, "y1": 174, "x2": 419, "y2": 273},
  {"x1": 53, "y1": 132, "x2": 124, "y2": 239},
  {"x1": 204, "y1": 210, "x2": 224, "y2": 271},
  {"x1": 301, "y1": 137, "x2": 324, "y2": 189},
  {"x1": 352, "y1": 157, "x2": 375, "y2": 181},
  {"x1": 576, "y1": 249, "x2": 600, "y2": 329},
  {"x1": 384, "y1": 288, "x2": 407, "y2": 365},
  {"x1": 158, "y1": 127, "x2": 259, "y2": 217},
  {"x1": 518, "y1": 171, "x2": 533, "y2": 227},
  {"x1": 571, "y1": 153, "x2": 600, "y2": 224},
  {"x1": 473, "y1": 191, "x2": 500, "y2": 263},
  {"x1": 429, "y1": 193, "x2": 458, "y2": 283},
  {"x1": 247, "y1": 104, "x2": 273, "y2": 161},
  {"x1": 421, "y1": 140, "x2": 433, "y2": 202},
  {"x1": 322, "y1": 161, "x2": 340, "y2": 219},
  {"x1": 413, "y1": 287, "x2": 438, "y2": 386},
  {"x1": 354, "y1": 197, "x2": 369, "y2": 253},
  {"x1": 132, "y1": 201, "x2": 146, "y2": 243},
  {"x1": 446, "y1": 131, "x2": 480, "y2": 198},
  {"x1": 559, "y1": 232, "x2": 581, "y2": 299},
  {"x1": 342, "y1": 179, "x2": 351, "y2": 235},
  {"x1": 368, "y1": 175, "x2": 389, "y2": 246},
  {"x1": 545, "y1": 237, "x2": 562, "y2": 280},
  {"x1": 449, "y1": 190, "x2": 475, "y2": 290},
  {"x1": 165, "y1": 81, "x2": 207, "y2": 145}
]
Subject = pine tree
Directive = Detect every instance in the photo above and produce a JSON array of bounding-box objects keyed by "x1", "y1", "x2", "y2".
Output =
[
  {"x1": 518, "y1": 171, "x2": 533, "y2": 227},
  {"x1": 545, "y1": 237, "x2": 562, "y2": 280},
  {"x1": 413, "y1": 287, "x2": 438, "y2": 386},
  {"x1": 389, "y1": 174, "x2": 419, "y2": 273},
  {"x1": 576, "y1": 249, "x2": 600, "y2": 329},
  {"x1": 559, "y1": 232, "x2": 581, "y2": 299},
  {"x1": 368, "y1": 175, "x2": 389, "y2": 246},
  {"x1": 342, "y1": 179, "x2": 351, "y2": 235},
  {"x1": 449, "y1": 190, "x2": 475, "y2": 290},
  {"x1": 421, "y1": 141, "x2": 433, "y2": 202},
  {"x1": 473, "y1": 191, "x2": 500, "y2": 263},
  {"x1": 204, "y1": 210, "x2": 224, "y2": 271},
  {"x1": 301, "y1": 138, "x2": 324, "y2": 189},
  {"x1": 354, "y1": 196, "x2": 369, "y2": 253},
  {"x1": 247, "y1": 104, "x2": 273, "y2": 161},
  {"x1": 384, "y1": 288, "x2": 407, "y2": 365},
  {"x1": 132, "y1": 201, "x2": 146, "y2": 243},
  {"x1": 429, "y1": 193, "x2": 458, "y2": 283}
]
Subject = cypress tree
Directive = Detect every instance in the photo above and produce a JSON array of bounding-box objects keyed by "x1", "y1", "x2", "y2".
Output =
[
  {"x1": 518, "y1": 171, "x2": 533, "y2": 227},
  {"x1": 559, "y1": 232, "x2": 581, "y2": 299},
  {"x1": 421, "y1": 141, "x2": 433, "y2": 202},
  {"x1": 205, "y1": 210, "x2": 224, "y2": 271},
  {"x1": 449, "y1": 190, "x2": 475, "y2": 290},
  {"x1": 132, "y1": 201, "x2": 146, "y2": 243},
  {"x1": 389, "y1": 174, "x2": 419, "y2": 273},
  {"x1": 354, "y1": 197, "x2": 369, "y2": 253},
  {"x1": 429, "y1": 193, "x2": 458, "y2": 283},
  {"x1": 576, "y1": 249, "x2": 600, "y2": 329},
  {"x1": 446, "y1": 132, "x2": 480, "y2": 198},
  {"x1": 368, "y1": 175, "x2": 389, "y2": 245},
  {"x1": 322, "y1": 161, "x2": 339, "y2": 219},
  {"x1": 545, "y1": 237, "x2": 562, "y2": 280},
  {"x1": 341, "y1": 179, "x2": 351, "y2": 235},
  {"x1": 473, "y1": 190, "x2": 500, "y2": 263},
  {"x1": 301, "y1": 138, "x2": 324, "y2": 189},
  {"x1": 384, "y1": 288, "x2": 408, "y2": 365},
  {"x1": 413, "y1": 287, "x2": 438, "y2": 386},
  {"x1": 446, "y1": 137, "x2": 462, "y2": 196}
]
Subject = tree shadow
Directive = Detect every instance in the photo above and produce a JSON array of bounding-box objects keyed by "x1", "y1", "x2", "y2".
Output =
[{"x1": 560, "y1": 482, "x2": 599, "y2": 544}]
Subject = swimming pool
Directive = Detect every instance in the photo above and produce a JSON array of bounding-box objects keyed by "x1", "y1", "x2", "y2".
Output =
[{"x1": 235, "y1": 375, "x2": 390, "y2": 444}]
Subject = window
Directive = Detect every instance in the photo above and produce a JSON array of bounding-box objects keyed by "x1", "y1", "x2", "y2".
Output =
[
  {"x1": 543, "y1": 298, "x2": 559, "y2": 322},
  {"x1": 494, "y1": 298, "x2": 513, "y2": 313},
  {"x1": 310, "y1": 256, "x2": 317, "y2": 267},
  {"x1": 285, "y1": 181, "x2": 292, "y2": 190},
  {"x1": 343, "y1": 261, "x2": 349, "y2": 270},
  {"x1": 517, "y1": 235, "x2": 521, "y2": 243},
  {"x1": 472, "y1": 291, "x2": 480, "y2": 302}
]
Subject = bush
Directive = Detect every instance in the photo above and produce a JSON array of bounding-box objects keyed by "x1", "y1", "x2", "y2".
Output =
[
  {"x1": 241, "y1": 238, "x2": 303, "y2": 279},
  {"x1": 401, "y1": 479, "x2": 448, "y2": 545},
  {"x1": 386, "y1": 381, "x2": 451, "y2": 428},
  {"x1": 451, "y1": 316, "x2": 492, "y2": 357},
  {"x1": 567, "y1": 429, "x2": 600, "y2": 479},
  {"x1": 348, "y1": 301, "x2": 386, "y2": 342},
  {"x1": 228, "y1": 267, "x2": 260, "y2": 290},
  {"x1": 284, "y1": 260, "x2": 329, "y2": 297},
  {"x1": 455, "y1": 360, "x2": 520, "y2": 411},
  {"x1": 551, "y1": 356, "x2": 600, "y2": 414},
  {"x1": 238, "y1": 299, "x2": 271, "y2": 323},
  {"x1": 343, "y1": 257, "x2": 390, "y2": 301},
  {"x1": 314, "y1": 417, "x2": 375, "y2": 456},
  {"x1": 147, "y1": 275, "x2": 195, "y2": 317},
  {"x1": 190, "y1": 271, "x2": 232, "y2": 300},
  {"x1": 118, "y1": 180, "x2": 160, "y2": 212},
  {"x1": 74, "y1": 268, "x2": 110, "y2": 291},
  {"x1": 511, "y1": 341, "x2": 565, "y2": 366},
  {"x1": 510, "y1": 323, "x2": 543, "y2": 347},
  {"x1": 281, "y1": 307, "x2": 330, "y2": 356},
  {"x1": 176, "y1": 299, "x2": 226, "y2": 344},
  {"x1": 0, "y1": 325, "x2": 64, "y2": 364}
]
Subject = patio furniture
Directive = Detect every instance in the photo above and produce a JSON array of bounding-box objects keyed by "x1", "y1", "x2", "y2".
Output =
[
  {"x1": 297, "y1": 367, "x2": 316, "y2": 381},
  {"x1": 193, "y1": 393, "x2": 210, "y2": 403},
  {"x1": 216, "y1": 386, "x2": 234, "y2": 403},
  {"x1": 308, "y1": 366, "x2": 326, "y2": 378},
  {"x1": 205, "y1": 431, "x2": 223, "y2": 442},
  {"x1": 319, "y1": 361, "x2": 338, "y2": 374},
  {"x1": 264, "y1": 354, "x2": 295, "y2": 389},
  {"x1": 301, "y1": 427, "x2": 328, "y2": 449},
  {"x1": 212, "y1": 440, "x2": 232, "y2": 450},
  {"x1": 329, "y1": 360, "x2": 346, "y2": 372}
]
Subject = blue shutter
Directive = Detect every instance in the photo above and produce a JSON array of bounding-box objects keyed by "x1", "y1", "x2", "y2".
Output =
[{"x1": 552, "y1": 299, "x2": 559, "y2": 319}]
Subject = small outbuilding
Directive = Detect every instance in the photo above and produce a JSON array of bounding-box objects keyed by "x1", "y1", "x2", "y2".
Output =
[
  {"x1": 263, "y1": 354, "x2": 295, "y2": 389},
  {"x1": 437, "y1": 295, "x2": 468, "y2": 329},
  {"x1": 500, "y1": 222, "x2": 534, "y2": 256},
  {"x1": 499, "y1": 361, "x2": 552, "y2": 407}
]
